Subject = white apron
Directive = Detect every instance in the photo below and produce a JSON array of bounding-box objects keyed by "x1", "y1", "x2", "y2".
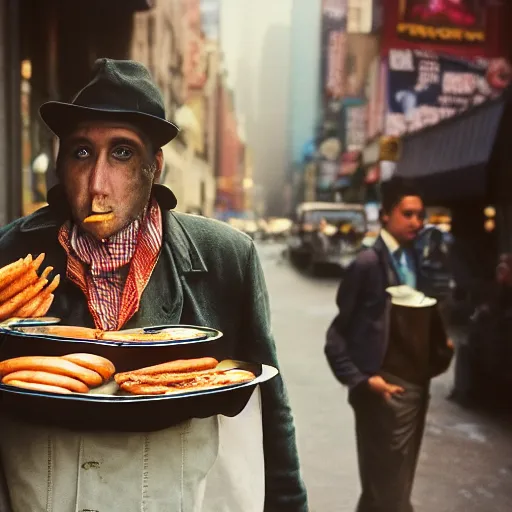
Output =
[{"x1": 0, "y1": 388, "x2": 264, "y2": 512}]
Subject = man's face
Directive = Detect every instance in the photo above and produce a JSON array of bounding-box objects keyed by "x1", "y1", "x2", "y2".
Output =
[
  {"x1": 58, "y1": 122, "x2": 163, "y2": 240},
  {"x1": 382, "y1": 195, "x2": 424, "y2": 245}
]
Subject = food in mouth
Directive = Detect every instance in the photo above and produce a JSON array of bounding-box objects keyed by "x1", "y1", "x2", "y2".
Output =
[
  {"x1": 115, "y1": 357, "x2": 256, "y2": 395},
  {"x1": 83, "y1": 212, "x2": 115, "y2": 223}
]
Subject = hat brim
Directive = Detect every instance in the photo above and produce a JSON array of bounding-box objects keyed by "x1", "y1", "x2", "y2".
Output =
[{"x1": 40, "y1": 102, "x2": 180, "y2": 148}]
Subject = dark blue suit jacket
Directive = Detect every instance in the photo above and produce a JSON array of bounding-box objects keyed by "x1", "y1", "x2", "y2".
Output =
[{"x1": 325, "y1": 236, "x2": 423, "y2": 390}]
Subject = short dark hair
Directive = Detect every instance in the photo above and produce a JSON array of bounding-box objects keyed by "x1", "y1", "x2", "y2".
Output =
[{"x1": 380, "y1": 177, "x2": 423, "y2": 215}]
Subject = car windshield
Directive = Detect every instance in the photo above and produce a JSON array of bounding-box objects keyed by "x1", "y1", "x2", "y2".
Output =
[{"x1": 304, "y1": 210, "x2": 366, "y2": 231}]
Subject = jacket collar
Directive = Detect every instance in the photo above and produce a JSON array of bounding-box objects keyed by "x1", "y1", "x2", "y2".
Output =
[
  {"x1": 162, "y1": 211, "x2": 208, "y2": 274},
  {"x1": 18, "y1": 187, "x2": 208, "y2": 275}
]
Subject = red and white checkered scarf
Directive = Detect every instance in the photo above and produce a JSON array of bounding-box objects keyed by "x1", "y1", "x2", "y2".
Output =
[{"x1": 58, "y1": 198, "x2": 163, "y2": 330}]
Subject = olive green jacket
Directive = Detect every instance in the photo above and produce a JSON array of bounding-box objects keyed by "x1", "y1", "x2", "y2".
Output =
[{"x1": 0, "y1": 192, "x2": 308, "y2": 512}]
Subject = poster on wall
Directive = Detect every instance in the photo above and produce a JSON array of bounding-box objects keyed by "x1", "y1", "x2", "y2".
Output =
[
  {"x1": 385, "y1": 48, "x2": 512, "y2": 136},
  {"x1": 345, "y1": 34, "x2": 380, "y2": 98},
  {"x1": 347, "y1": 0, "x2": 381, "y2": 34},
  {"x1": 345, "y1": 104, "x2": 368, "y2": 151},
  {"x1": 396, "y1": 0, "x2": 486, "y2": 45},
  {"x1": 317, "y1": 160, "x2": 340, "y2": 190},
  {"x1": 321, "y1": 0, "x2": 348, "y2": 100},
  {"x1": 366, "y1": 57, "x2": 387, "y2": 139},
  {"x1": 320, "y1": 0, "x2": 348, "y2": 140}
]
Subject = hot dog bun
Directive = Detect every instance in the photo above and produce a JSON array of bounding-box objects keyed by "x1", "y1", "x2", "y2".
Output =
[
  {"x1": 98, "y1": 327, "x2": 206, "y2": 342},
  {"x1": 0, "y1": 356, "x2": 103, "y2": 387},
  {"x1": 118, "y1": 368, "x2": 256, "y2": 395},
  {"x1": 116, "y1": 357, "x2": 219, "y2": 379},
  {"x1": 2, "y1": 370, "x2": 89, "y2": 393},
  {"x1": 17, "y1": 326, "x2": 101, "y2": 340},
  {"x1": 62, "y1": 353, "x2": 115, "y2": 381},
  {"x1": 115, "y1": 369, "x2": 219, "y2": 385},
  {"x1": 5, "y1": 380, "x2": 73, "y2": 394}
]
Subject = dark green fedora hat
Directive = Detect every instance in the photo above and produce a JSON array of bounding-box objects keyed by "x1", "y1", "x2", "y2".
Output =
[{"x1": 40, "y1": 58, "x2": 180, "y2": 148}]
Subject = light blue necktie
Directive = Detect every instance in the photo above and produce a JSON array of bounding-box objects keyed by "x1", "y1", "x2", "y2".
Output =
[{"x1": 394, "y1": 249, "x2": 417, "y2": 289}]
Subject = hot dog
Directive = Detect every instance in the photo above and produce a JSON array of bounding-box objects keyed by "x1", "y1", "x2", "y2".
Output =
[
  {"x1": 17, "y1": 325, "x2": 101, "y2": 340},
  {"x1": 62, "y1": 353, "x2": 115, "y2": 381},
  {"x1": 119, "y1": 369, "x2": 256, "y2": 395},
  {"x1": 0, "y1": 356, "x2": 103, "y2": 387},
  {"x1": 114, "y1": 368, "x2": 219, "y2": 385},
  {"x1": 5, "y1": 380, "x2": 73, "y2": 395},
  {"x1": 116, "y1": 357, "x2": 219, "y2": 379},
  {"x1": 98, "y1": 327, "x2": 206, "y2": 342},
  {"x1": 2, "y1": 370, "x2": 89, "y2": 393}
]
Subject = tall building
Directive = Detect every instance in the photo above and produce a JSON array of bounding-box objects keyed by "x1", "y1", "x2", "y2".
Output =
[
  {"x1": 287, "y1": 0, "x2": 322, "y2": 212},
  {"x1": 132, "y1": 0, "x2": 218, "y2": 216},
  {"x1": 220, "y1": 0, "x2": 293, "y2": 216}
]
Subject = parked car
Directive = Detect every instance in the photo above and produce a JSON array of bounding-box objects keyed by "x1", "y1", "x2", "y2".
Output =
[
  {"x1": 287, "y1": 202, "x2": 367, "y2": 273},
  {"x1": 227, "y1": 213, "x2": 260, "y2": 240},
  {"x1": 260, "y1": 217, "x2": 292, "y2": 242}
]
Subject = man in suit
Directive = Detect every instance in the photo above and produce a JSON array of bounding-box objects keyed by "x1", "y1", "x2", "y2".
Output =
[{"x1": 325, "y1": 177, "x2": 453, "y2": 512}]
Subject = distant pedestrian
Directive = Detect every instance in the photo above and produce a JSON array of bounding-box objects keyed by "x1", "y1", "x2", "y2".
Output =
[{"x1": 324, "y1": 177, "x2": 453, "y2": 512}]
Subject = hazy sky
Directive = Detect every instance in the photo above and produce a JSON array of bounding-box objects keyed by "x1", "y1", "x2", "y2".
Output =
[{"x1": 219, "y1": 0, "x2": 293, "y2": 214}]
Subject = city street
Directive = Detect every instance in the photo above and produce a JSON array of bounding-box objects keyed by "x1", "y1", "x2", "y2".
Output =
[{"x1": 256, "y1": 242, "x2": 512, "y2": 512}]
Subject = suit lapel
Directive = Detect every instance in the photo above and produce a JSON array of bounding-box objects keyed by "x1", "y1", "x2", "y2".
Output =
[
  {"x1": 124, "y1": 211, "x2": 210, "y2": 329},
  {"x1": 373, "y1": 236, "x2": 400, "y2": 287}
]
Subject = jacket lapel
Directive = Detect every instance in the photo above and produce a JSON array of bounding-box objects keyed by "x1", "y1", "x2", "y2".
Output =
[
  {"x1": 373, "y1": 236, "x2": 400, "y2": 287},
  {"x1": 125, "y1": 211, "x2": 211, "y2": 329}
]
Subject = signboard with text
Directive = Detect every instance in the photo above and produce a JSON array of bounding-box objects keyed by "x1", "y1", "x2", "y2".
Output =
[
  {"x1": 318, "y1": 0, "x2": 348, "y2": 189},
  {"x1": 385, "y1": 48, "x2": 511, "y2": 136},
  {"x1": 396, "y1": 0, "x2": 486, "y2": 45},
  {"x1": 321, "y1": 0, "x2": 348, "y2": 101}
]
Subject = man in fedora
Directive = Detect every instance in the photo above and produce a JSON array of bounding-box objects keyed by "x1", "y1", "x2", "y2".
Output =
[{"x1": 0, "y1": 59, "x2": 308, "y2": 512}]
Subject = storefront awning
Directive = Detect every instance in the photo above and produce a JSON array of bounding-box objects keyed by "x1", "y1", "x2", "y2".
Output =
[{"x1": 395, "y1": 95, "x2": 506, "y2": 203}]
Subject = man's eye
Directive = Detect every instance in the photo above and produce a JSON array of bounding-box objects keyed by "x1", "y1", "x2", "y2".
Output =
[
  {"x1": 74, "y1": 147, "x2": 90, "y2": 159},
  {"x1": 113, "y1": 147, "x2": 133, "y2": 160},
  {"x1": 403, "y1": 210, "x2": 425, "y2": 220}
]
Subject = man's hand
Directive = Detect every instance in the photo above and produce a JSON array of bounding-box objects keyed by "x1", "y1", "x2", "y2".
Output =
[{"x1": 367, "y1": 375, "x2": 404, "y2": 401}]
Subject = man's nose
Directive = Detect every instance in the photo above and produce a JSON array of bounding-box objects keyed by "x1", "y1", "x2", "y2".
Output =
[{"x1": 89, "y1": 155, "x2": 110, "y2": 196}]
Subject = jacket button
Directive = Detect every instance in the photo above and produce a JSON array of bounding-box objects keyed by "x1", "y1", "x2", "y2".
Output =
[{"x1": 81, "y1": 461, "x2": 100, "y2": 470}]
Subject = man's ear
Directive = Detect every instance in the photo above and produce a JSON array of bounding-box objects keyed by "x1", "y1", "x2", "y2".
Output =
[{"x1": 154, "y1": 149, "x2": 164, "y2": 182}]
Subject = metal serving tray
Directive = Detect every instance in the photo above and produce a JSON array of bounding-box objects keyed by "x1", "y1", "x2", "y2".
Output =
[
  {"x1": 0, "y1": 360, "x2": 278, "y2": 432},
  {"x1": 0, "y1": 322, "x2": 222, "y2": 347},
  {"x1": 0, "y1": 324, "x2": 223, "y2": 371}
]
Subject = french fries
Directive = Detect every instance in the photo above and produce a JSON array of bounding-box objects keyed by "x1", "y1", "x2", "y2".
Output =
[
  {"x1": 0, "y1": 254, "x2": 60, "y2": 320},
  {"x1": 83, "y1": 212, "x2": 115, "y2": 223}
]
